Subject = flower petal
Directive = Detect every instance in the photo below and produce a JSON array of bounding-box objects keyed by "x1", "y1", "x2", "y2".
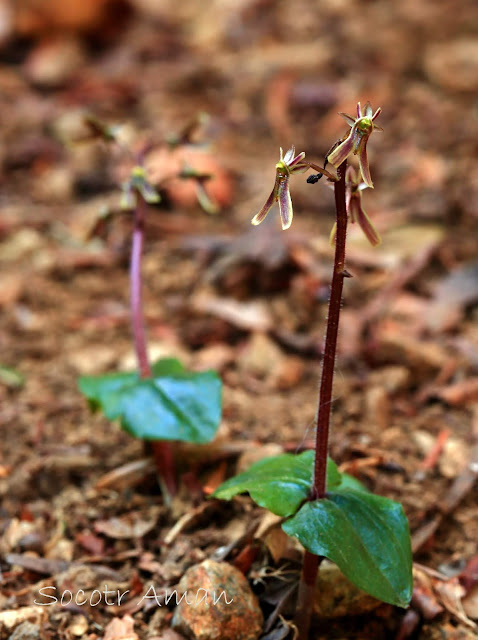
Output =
[
  {"x1": 327, "y1": 131, "x2": 355, "y2": 168},
  {"x1": 138, "y1": 180, "x2": 161, "y2": 204},
  {"x1": 339, "y1": 112, "x2": 356, "y2": 127},
  {"x1": 354, "y1": 200, "x2": 381, "y2": 246},
  {"x1": 363, "y1": 101, "x2": 373, "y2": 118},
  {"x1": 251, "y1": 186, "x2": 276, "y2": 226},
  {"x1": 277, "y1": 175, "x2": 293, "y2": 230},
  {"x1": 348, "y1": 194, "x2": 360, "y2": 223},
  {"x1": 357, "y1": 102, "x2": 362, "y2": 118},
  {"x1": 283, "y1": 146, "x2": 296, "y2": 164},
  {"x1": 345, "y1": 165, "x2": 358, "y2": 185},
  {"x1": 195, "y1": 181, "x2": 219, "y2": 214},
  {"x1": 120, "y1": 184, "x2": 136, "y2": 210},
  {"x1": 290, "y1": 161, "x2": 309, "y2": 174},
  {"x1": 372, "y1": 124, "x2": 384, "y2": 132},
  {"x1": 358, "y1": 144, "x2": 374, "y2": 188},
  {"x1": 372, "y1": 107, "x2": 382, "y2": 121},
  {"x1": 289, "y1": 151, "x2": 306, "y2": 167}
]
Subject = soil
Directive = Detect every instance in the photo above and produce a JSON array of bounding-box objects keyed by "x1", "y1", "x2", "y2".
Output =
[{"x1": 1, "y1": 1, "x2": 478, "y2": 639}]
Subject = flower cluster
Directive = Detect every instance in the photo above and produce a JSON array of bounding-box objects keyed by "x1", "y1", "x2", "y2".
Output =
[{"x1": 251, "y1": 102, "x2": 382, "y2": 246}]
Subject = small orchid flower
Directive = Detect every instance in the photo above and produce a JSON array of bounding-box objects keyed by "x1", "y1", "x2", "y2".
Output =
[
  {"x1": 121, "y1": 165, "x2": 160, "y2": 210},
  {"x1": 330, "y1": 166, "x2": 381, "y2": 247},
  {"x1": 327, "y1": 102, "x2": 383, "y2": 188},
  {"x1": 251, "y1": 147, "x2": 309, "y2": 230}
]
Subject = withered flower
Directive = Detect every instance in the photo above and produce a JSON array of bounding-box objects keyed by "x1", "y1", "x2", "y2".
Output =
[{"x1": 327, "y1": 102, "x2": 382, "y2": 188}]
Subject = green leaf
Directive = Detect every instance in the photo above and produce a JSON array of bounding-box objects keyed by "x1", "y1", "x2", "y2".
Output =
[
  {"x1": 339, "y1": 472, "x2": 369, "y2": 493},
  {"x1": 78, "y1": 358, "x2": 222, "y2": 444},
  {"x1": 212, "y1": 451, "x2": 341, "y2": 518},
  {"x1": 282, "y1": 490, "x2": 413, "y2": 607}
]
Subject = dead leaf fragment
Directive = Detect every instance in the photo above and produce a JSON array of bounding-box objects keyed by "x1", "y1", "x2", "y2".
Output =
[
  {"x1": 94, "y1": 507, "x2": 161, "y2": 539},
  {"x1": 146, "y1": 146, "x2": 233, "y2": 211},
  {"x1": 103, "y1": 615, "x2": 139, "y2": 640},
  {"x1": 425, "y1": 39, "x2": 478, "y2": 92},
  {"x1": 192, "y1": 294, "x2": 272, "y2": 332},
  {"x1": 435, "y1": 578, "x2": 476, "y2": 629},
  {"x1": 95, "y1": 458, "x2": 155, "y2": 491},
  {"x1": 428, "y1": 262, "x2": 478, "y2": 331},
  {"x1": 68, "y1": 614, "x2": 89, "y2": 637},
  {"x1": 462, "y1": 583, "x2": 478, "y2": 620},
  {"x1": 437, "y1": 378, "x2": 478, "y2": 406},
  {"x1": 439, "y1": 438, "x2": 469, "y2": 478},
  {"x1": 0, "y1": 607, "x2": 47, "y2": 635},
  {"x1": 24, "y1": 36, "x2": 86, "y2": 88}
]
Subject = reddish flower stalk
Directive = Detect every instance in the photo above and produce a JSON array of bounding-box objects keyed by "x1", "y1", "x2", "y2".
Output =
[
  {"x1": 130, "y1": 196, "x2": 151, "y2": 379},
  {"x1": 294, "y1": 160, "x2": 348, "y2": 639},
  {"x1": 130, "y1": 194, "x2": 176, "y2": 498}
]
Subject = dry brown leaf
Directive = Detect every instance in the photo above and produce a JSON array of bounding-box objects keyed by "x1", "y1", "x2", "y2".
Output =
[
  {"x1": 0, "y1": 607, "x2": 47, "y2": 635},
  {"x1": 95, "y1": 458, "x2": 155, "y2": 491},
  {"x1": 191, "y1": 293, "x2": 272, "y2": 332},
  {"x1": 68, "y1": 614, "x2": 89, "y2": 637},
  {"x1": 94, "y1": 507, "x2": 161, "y2": 540},
  {"x1": 103, "y1": 614, "x2": 139, "y2": 640},
  {"x1": 435, "y1": 578, "x2": 476, "y2": 629},
  {"x1": 463, "y1": 584, "x2": 478, "y2": 620},
  {"x1": 437, "y1": 378, "x2": 478, "y2": 406}
]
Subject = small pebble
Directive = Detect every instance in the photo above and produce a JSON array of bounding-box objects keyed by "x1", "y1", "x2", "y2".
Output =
[{"x1": 8, "y1": 621, "x2": 41, "y2": 640}]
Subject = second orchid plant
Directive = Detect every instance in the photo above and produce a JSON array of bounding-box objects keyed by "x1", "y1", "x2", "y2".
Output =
[{"x1": 214, "y1": 103, "x2": 413, "y2": 638}]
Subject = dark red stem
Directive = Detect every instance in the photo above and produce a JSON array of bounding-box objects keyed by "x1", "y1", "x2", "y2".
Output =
[
  {"x1": 313, "y1": 159, "x2": 348, "y2": 499},
  {"x1": 130, "y1": 195, "x2": 176, "y2": 497},
  {"x1": 295, "y1": 160, "x2": 348, "y2": 639}
]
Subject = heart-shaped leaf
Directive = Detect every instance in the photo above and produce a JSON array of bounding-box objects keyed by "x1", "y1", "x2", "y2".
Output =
[
  {"x1": 212, "y1": 451, "x2": 341, "y2": 517},
  {"x1": 282, "y1": 490, "x2": 412, "y2": 607},
  {"x1": 78, "y1": 358, "x2": 222, "y2": 444}
]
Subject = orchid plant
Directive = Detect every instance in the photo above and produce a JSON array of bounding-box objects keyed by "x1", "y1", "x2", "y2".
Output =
[
  {"x1": 213, "y1": 103, "x2": 413, "y2": 638},
  {"x1": 77, "y1": 118, "x2": 222, "y2": 498}
]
